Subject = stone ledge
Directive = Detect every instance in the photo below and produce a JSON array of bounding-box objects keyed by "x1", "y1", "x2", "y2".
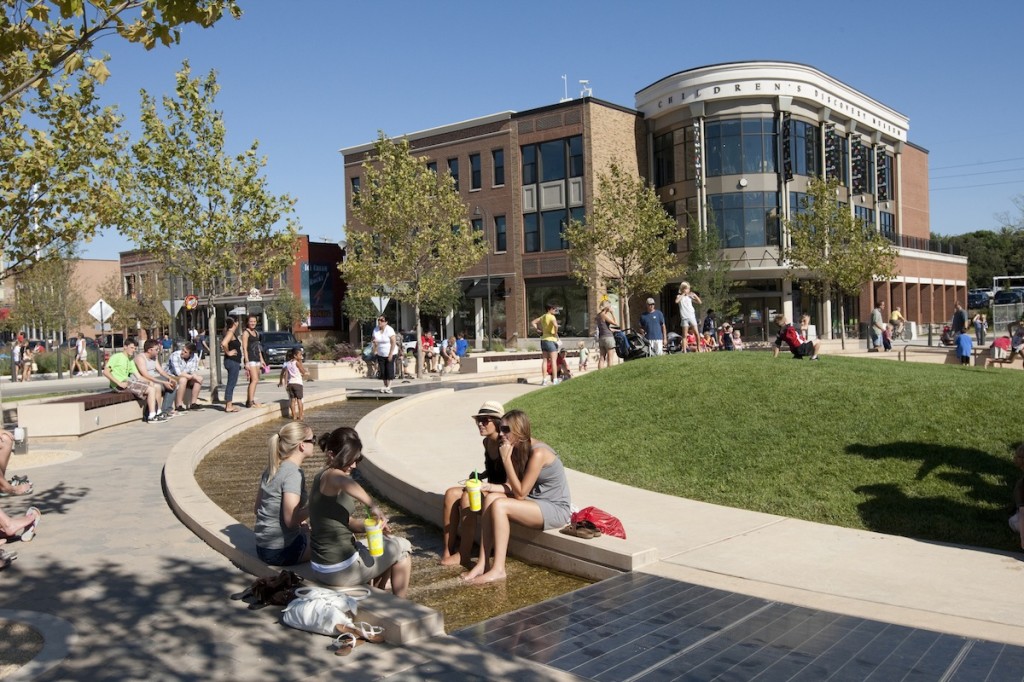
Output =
[
  {"x1": 18, "y1": 396, "x2": 143, "y2": 438},
  {"x1": 162, "y1": 389, "x2": 445, "y2": 645}
]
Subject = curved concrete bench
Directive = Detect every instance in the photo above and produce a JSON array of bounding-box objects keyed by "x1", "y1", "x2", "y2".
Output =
[
  {"x1": 19, "y1": 391, "x2": 144, "y2": 438},
  {"x1": 162, "y1": 390, "x2": 444, "y2": 645},
  {"x1": 355, "y1": 389, "x2": 658, "y2": 582}
]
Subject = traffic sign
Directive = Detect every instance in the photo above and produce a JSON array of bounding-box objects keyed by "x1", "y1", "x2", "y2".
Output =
[{"x1": 184, "y1": 295, "x2": 199, "y2": 310}]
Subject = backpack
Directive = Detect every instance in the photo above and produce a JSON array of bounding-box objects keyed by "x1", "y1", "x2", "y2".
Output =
[{"x1": 613, "y1": 330, "x2": 630, "y2": 359}]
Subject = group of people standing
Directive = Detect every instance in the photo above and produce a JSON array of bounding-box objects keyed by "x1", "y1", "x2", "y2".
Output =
[{"x1": 220, "y1": 315, "x2": 269, "y2": 412}]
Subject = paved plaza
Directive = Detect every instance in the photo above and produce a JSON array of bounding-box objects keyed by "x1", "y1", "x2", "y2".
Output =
[{"x1": 1, "y1": 363, "x2": 1023, "y2": 680}]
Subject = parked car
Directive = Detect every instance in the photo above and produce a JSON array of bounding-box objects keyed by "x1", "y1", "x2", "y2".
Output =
[
  {"x1": 401, "y1": 332, "x2": 418, "y2": 354},
  {"x1": 260, "y1": 331, "x2": 301, "y2": 366},
  {"x1": 993, "y1": 289, "x2": 1024, "y2": 305},
  {"x1": 967, "y1": 291, "x2": 991, "y2": 310}
]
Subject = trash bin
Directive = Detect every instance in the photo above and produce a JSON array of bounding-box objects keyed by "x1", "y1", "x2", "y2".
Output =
[{"x1": 13, "y1": 426, "x2": 27, "y2": 455}]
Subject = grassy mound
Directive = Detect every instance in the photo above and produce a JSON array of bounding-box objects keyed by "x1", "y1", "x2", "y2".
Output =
[{"x1": 510, "y1": 352, "x2": 1024, "y2": 553}]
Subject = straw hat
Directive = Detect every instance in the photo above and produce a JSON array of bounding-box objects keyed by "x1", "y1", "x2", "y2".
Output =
[{"x1": 471, "y1": 400, "x2": 505, "y2": 419}]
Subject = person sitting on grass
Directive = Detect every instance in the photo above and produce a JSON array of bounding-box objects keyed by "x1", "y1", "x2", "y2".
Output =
[
  {"x1": 102, "y1": 338, "x2": 166, "y2": 424},
  {"x1": 441, "y1": 400, "x2": 507, "y2": 567},
  {"x1": 166, "y1": 342, "x2": 204, "y2": 412},
  {"x1": 1010, "y1": 444, "x2": 1024, "y2": 551},
  {"x1": 278, "y1": 347, "x2": 311, "y2": 421},
  {"x1": 0, "y1": 430, "x2": 31, "y2": 497},
  {"x1": 772, "y1": 314, "x2": 821, "y2": 360},
  {"x1": 461, "y1": 409, "x2": 571, "y2": 585}
]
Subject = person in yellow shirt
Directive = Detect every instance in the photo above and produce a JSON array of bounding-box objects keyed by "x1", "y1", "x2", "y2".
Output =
[
  {"x1": 531, "y1": 302, "x2": 560, "y2": 386},
  {"x1": 890, "y1": 306, "x2": 906, "y2": 339}
]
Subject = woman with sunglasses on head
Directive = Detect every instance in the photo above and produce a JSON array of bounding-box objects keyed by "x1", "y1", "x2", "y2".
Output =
[
  {"x1": 309, "y1": 427, "x2": 412, "y2": 597},
  {"x1": 253, "y1": 421, "x2": 313, "y2": 566},
  {"x1": 440, "y1": 400, "x2": 507, "y2": 567},
  {"x1": 462, "y1": 409, "x2": 571, "y2": 585}
]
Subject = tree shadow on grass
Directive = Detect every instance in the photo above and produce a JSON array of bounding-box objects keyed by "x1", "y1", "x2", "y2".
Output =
[{"x1": 845, "y1": 442, "x2": 1021, "y2": 554}]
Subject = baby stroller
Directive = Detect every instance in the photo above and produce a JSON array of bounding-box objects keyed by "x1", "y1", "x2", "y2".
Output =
[
  {"x1": 939, "y1": 325, "x2": 956, "y2": 347},
  {"x1": 614, "y1": 329, "x2": 654, "y2": 361},
  {"x1": 665, "y1": 332, "x2": 683, "y2": 354}
]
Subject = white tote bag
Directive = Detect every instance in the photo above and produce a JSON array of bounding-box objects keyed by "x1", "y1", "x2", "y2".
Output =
[{"x1": 280, "y1": 586, "x2": 369, "y2": 636}]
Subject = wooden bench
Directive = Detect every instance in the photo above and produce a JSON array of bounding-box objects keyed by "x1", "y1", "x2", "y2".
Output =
[{"x1": 18, "y1": 391, "x2": 145, "y2": 438}]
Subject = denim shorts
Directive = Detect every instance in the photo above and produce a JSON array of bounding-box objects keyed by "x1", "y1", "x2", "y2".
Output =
[
  {"x1": 256, "y1": 533, "x2": 306, "y2": 566},
  {"x1": 540, "y1": 340, "x2": 558, "y2": 353}
]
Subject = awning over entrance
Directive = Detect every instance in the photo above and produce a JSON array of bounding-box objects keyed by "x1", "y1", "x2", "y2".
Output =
[{"x1": 463, "y1": 278, "x2": 505, "y2": 299}]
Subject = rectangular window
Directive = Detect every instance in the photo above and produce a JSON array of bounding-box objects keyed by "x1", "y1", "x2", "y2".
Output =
[
  {"x1": 524, "y1": 213, "x2": 540, "y2": 253},
  {"x1": 880, "y1": 211, "x2": 895, "y2": 242},
  {"x1": 540, "y1": 140, "x2": 566, "y2": 182},
  {"x1": 710, "y1": 191, "x2": 779, "y2": 248},
  {"x1": 654, "y1": 132, "x2": 674, "y2": 187},
  {"x1": 350, "y1": 176, "x2": 360, "y2": 194},
  {"x1": 470, "y1": 153, "x2": 481, "y2": 190},
  {"x1": 427, "y1": 161, "x2": 438, "y2": 175},
  {"x1": 855, "y1": 205, "x2": 875, "y2": 231},
  {"x1": 789, "y1": 120, "x2": 821, "y2": 177},
  {"x1": 494, "y1": 215, "x2": 507, "y2": 252},
  {"x1": 851, "y1": 140, "x2": 867, "y2": 195},
  {"x1": 471, "y1": 218, "x2": 483, "y2": 233},
  {"x1": 704, "y1": 118, "x2": 776, "y2": 177},
  {"x1": 492, "y1": 149, "x2": 505, "y2": 186},
  {"x1": 569, "y1": 135, "x2": 583, "y2": 177},
  {"x1": 542, "y1": 210, "x2": 567, "y2": 251},
  {"x1": 521, "y1": 145, "x2": 537, "y2": 185},
  {"x1": 876, "y1": 150, "x2": 892, "y2": 201},
  {"x1": 447, "y1": 158, "x2": 459, "y2": 191}
]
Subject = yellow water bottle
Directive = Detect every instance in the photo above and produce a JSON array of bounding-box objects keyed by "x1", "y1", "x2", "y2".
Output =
[
  {"x1": 364, "y1": 516, "x2": 384, "y2": 557},
  {"x1": 466, "y1": 471, "x2": 482, "y2": 512}
]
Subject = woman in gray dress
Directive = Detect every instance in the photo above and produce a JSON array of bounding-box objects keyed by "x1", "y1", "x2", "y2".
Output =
[{"x1": 462, "y1": 409, "x2": 571, "y2": 585}]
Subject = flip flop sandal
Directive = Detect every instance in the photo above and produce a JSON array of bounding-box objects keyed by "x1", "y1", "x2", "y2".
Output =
[
  {"x1": 0, "y1": 548, "x2": 16, "y2": 562},
  {"x1": 332, "y1": 632, "x2": 359, "y2": 656},
  {"x1": 337, "y1": 621, "x2": 385, "y2": 644},
  {"x1": 19, "y1": 507, "x2": 41, "y2": 542}
]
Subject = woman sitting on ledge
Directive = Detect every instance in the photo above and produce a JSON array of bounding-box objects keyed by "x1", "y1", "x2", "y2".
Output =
[
  {"x1": 309, "y1": 427, "x2": 412, "y2": 597},
  {"x1": 462, "y1": 409, "x2": 571, "y2": 585},
  {"x1": 253, "y1": 421, "x2": 312, "y2": 566}
]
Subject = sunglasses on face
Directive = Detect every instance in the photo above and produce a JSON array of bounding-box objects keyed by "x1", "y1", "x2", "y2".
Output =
[
  {"x1": 303, "y1": 436, "x2": 316, "y2": 444},
  {"x1": 499, "y1": 425, "x2": 512, "y2": 434},
  {"x1": 474, "y1": 417, "x2": 495, "y2": 425}
]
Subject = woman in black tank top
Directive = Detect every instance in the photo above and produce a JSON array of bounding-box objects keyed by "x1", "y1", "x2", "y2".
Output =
[{"x1": 241, "y1": 315, "x2": 266, "y2": 407}]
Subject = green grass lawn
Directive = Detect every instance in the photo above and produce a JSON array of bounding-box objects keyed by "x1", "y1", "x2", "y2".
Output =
[{"x1": 509, "y1": 352, "x2": 1024, "y2": 553}]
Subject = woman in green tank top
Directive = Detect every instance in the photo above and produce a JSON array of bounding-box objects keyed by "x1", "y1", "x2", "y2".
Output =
[{"x1": 308, "y1": 427, "x2": 412, "y2": 597}]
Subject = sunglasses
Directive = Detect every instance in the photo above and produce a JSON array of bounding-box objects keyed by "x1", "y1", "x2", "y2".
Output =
[
  {"x1": 302, "y1": 436, "x2": 316, "y2": 445},
  {"x1": 474, "y1": 416, "x2": 495, "y2": 425},
  {"x1": 499, "y1": 425, "x2": 512, "y2": 434}
]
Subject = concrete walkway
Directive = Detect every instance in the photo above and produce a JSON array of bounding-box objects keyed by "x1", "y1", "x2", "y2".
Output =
[{"x1": 3, "y1": 355, "x2": 1023, "y2": 680}]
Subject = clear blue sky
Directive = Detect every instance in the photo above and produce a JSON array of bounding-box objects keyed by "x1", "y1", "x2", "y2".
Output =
[{"x1": 79, "y1": 0, "x2": 1024, "y2": 259}]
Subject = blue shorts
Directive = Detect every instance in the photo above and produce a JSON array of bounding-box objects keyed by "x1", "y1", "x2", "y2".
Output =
[
  {"x1": 540, "y1": 340, "x2": 558, "y2": 353},
  {"x1": 256, "y1": 533, "x2": 306, "y2": 566}
]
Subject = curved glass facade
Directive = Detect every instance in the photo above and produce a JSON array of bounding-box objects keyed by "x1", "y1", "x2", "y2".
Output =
[
  {"x1": 705, "y1": 118, "x2": 777, "y2": 177},
  {"x1": 709, "y1": 192, "x2": 780, "y2": 248}
]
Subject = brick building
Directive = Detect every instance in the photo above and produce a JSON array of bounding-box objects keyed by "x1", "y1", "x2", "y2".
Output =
[{"x1": 342, "y1": 61, "x2": 967, "y2": 344}]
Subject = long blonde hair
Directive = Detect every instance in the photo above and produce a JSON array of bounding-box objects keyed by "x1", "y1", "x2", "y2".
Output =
[
  {"x1": 265, "y1": 421, "x2": 310, "y2": 480},
  {"x1": 502, "y1": 409, "x2": 533, "y2": 477}
]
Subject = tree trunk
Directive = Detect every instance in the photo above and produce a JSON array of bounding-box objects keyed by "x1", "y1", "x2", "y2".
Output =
[
  {"x1": 208, "y1": 304, "x2": 222, "y2": 388},
  {"x1": 839, "y1": 301, "x2": 847, "y2": 351},
  {"x1": 414, "y1": 301, "x2": 423, "y2": 379}
]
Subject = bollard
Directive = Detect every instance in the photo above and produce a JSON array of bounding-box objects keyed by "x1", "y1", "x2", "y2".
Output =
[{"x1": 928, "y1": 324, "x2": 933, "y2": 347}]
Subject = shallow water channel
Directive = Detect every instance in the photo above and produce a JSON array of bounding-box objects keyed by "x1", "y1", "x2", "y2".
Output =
[{"x1": 194, "y1": 399, "x2": 590, "y2": 632}]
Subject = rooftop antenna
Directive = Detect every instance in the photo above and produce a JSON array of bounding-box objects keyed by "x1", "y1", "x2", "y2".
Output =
[
  {"x1": 559, "y1": 74, "x2": 572, "y2": 103},
  {"x1": 579, "y1": 79, "x2": 592, "y2": 98}
]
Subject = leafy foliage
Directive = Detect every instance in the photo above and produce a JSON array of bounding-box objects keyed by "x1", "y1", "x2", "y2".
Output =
[
  {"x1": 12, "y1": 248, "x2": 85, "y2": 336},
  {"x1": 783, "y1": 177, "x2": 897, "y2": 341},
  {"x1": 0, "y1": 0, "x2": 241, "y2": 105},
  {"x1": 96, "y1": 272, "x2": 168, "y2": 335},
  {"x1": 0, "y1": 71, "x2": 125, "y2": 279},
  {"x1": 684, "y1": 210, "x2": 740, "y2": 320},
  {"x1": 933, "y1": 195, "x2": 1024, "y2": 289},
  {"x1": 341, "y1": 133, "x2": 486, "y2": 377},
  {"x1": 263, "y1": 287, "x2": 308, "y2": 330},
  {"x1": 564, "y1": 161, "x2": 684, "y2": 324}
]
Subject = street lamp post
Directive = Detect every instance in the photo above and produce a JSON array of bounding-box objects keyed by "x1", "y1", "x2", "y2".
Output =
[{"x1": 473, "y1": 207, "x2": 492, "y2": 351}]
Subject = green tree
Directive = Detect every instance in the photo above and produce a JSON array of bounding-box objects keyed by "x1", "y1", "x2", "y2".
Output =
[
  {"x1": 264, "y1": 287, "x2": 308, "y2": 330},
  {"x1": 783, "y1": 176, "x2": 897, "y2": 346},
  {"x1": 0, "y1": 71, "x2": 125, "y2": 279},
  {"x1": 0, "y1": 0, "x2": 241, "y2": 105},
  {"x1": 119, "y1": 62, "x2": 299, "y2": 380},
  {"x1": 564, "y1": 161, "x2": 684, "y2": 325},
  {"x1": 684, "y1": 210, "x2": 740, "y2": 322},
  {"x1": 341, "y1": 133, "x2": 486, "y2": 378},
  {"x1": 95, "y1": 272, "x2": 169, "y2": 338}
]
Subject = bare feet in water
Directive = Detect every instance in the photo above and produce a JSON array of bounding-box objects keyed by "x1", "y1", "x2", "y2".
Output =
[
  {"x1": 439, "y1": 552, "x2": 463, "y2": 567},
  {"x1": 464, "y1": 569, "x2": 507, "y2": 585}
]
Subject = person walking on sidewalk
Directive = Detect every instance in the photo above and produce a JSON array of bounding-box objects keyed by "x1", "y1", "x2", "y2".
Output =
[
  {"x1": 869, "y1": 301, "x2": 886, "y2": 352},
  {"x1": 531, "y1": 302, "x2": 560, "y2": 385}
]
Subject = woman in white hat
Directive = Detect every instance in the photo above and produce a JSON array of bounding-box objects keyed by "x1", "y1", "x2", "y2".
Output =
[{"x1": 440, "y1": 400, "x2": 506, "y2": 567}]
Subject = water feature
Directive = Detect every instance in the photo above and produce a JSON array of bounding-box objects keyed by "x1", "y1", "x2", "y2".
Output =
[{"x1": 194, "y1": 399, "x2": 590, "y2": 632}]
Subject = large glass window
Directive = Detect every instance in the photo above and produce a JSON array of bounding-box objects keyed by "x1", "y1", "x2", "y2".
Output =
[
  {"x1": 789, "y1": 120, "x2": 820, "y2": 177},
  {"x1": 654, "y1": 131, "x2": 674, "y2": 187},
  {"x1": 880, "y1": 211, "x2": 895, "y2": 242},
  {"x1": 825, "y1": 126, "x2": 848, "y2": 186},
  {"x1": 705, "y1": 118, "x2": 777, "y2": 176},
  {"x1": 469, "y1": 153, "x2": 481, "y2": 190},
  {"x1": 855, "y1": 205, "x2": 875, "y2": 231},
  {"x1": 524, "y1": 213, "x2": 540, "y2": 253},
  {"x1": 569, "y1": 135, "x2": 583, "y2": 177},
  {"x1": 525, "y1": 278, "x2": 589, "y2": 338},
  {"x1": 542, "y1": 210, "x2": 568, "y2": 251},
  {"x1": 492, "y1": 149, "x2": 505, "y2": 186},
  {"x1": 426, "y1": 161, "x2": 437, "y2": 175},
  {"x1": 494, "y1": 214, "x2": 507, "y2": 252},
  {"x1": 709, "y1": 192, "x2": 780, "y2": 248},
  {"x1": 540, "y1": 140, "x2": 566, "y2": 182}
]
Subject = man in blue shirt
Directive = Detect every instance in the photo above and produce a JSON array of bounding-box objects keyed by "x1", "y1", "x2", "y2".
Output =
[
  {"x1": 455, "y1": 331, "x2": 468, "y2": 357},
  {"x1": 639, "y1": 298, "x2": 667, "y2": 355}
]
